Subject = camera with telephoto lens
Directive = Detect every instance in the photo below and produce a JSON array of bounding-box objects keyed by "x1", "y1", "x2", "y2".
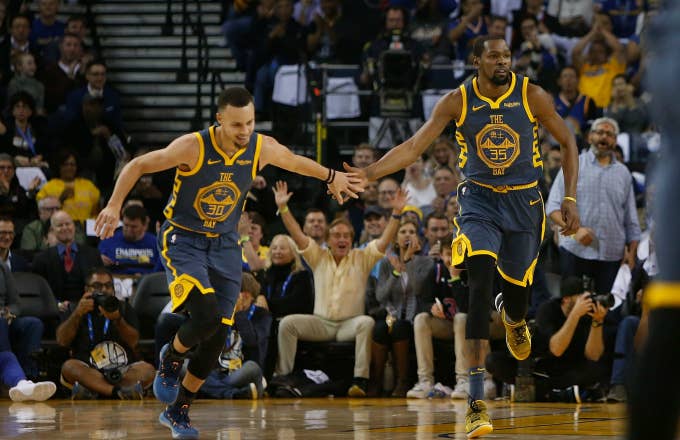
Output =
[
  {"x1": 92, "y1": 291, "x2": 119, "y2": 313},
  {"x1": 582, "y1": 275, "x2": 615, "y2": 308},
  {"x1": 101, "y1": 367, "x2": 122, "y2": 384}
]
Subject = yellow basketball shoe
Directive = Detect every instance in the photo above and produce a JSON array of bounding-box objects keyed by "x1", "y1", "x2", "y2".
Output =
[
  {"x1": 465, "y1": 399, "x2": 493, "y2": 438},
  {"x1": 501, "y1": 308, "x2": 532, "y2": 361}
]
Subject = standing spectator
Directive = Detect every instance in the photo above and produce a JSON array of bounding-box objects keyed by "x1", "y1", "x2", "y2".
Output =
[
  {"x1": 546, "y1": 0, "x2": 594, "y2": 36},
  {"x1": 0, "y1": 92, "x2": 51, "y2": 168},
  {"x1": 0, "y1": 217, "x2": 29, "y2": 272},
  {"x1": 513, "y1": 16, "x2": 558, "y2": 93},
  {"x1": 365, "y1": 219, "x2": 434, "y2": 397},
  {"x1": 446, "y1": 0, "x2": 487, "y2": 62},
  {"x1": 306, "y1": 0, "x2": 358, "y2": 64},
  {"x1": 31, "y1": 210, "x2": 102, "y2": 307},
  {"x1": 572, "y1": 19, "x2": 626, "y2": 108},
  {"x1": 596, "y1": 0, "x2": 642, "y2": 38},
  {"x1": 547, "y1": 117, "x2": 641, "y2": 295},
  {"x1": 0, "y1": 14, "x2": 37, "y2": 86},
  {"x1": 37, "y1": 33, "x2": 84, "y2": 114},
  {"x1": 98, "y1": 205, "x2": 160, "y2": 276},
  {"x1": 0, "y1": 154, "x2": 39, "y2": 231},
  {"x1": 273, "y1": 181, "x2": 405, "y2": 396},
  {"x1": 56, "y1": 267, "x2": 154, "y2": 399},
  {"x1": 408, "y1": 0, "x2": 449, "y2": 62},
  {"x1": 7, "y1": 53, "x2": 46, "y2": 115},
  {"x1": 36, "y1": 150, "x2": 101, "y2": 224},
  {"x1": 604, "y1": 74, "x2": 650, "y2": 135},
  {"x1": 30, "y1": 0, "x2": 65, "y2": 58}
]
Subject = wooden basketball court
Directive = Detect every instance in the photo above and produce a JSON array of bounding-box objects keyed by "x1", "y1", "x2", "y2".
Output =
[{"x1": 1, "y1": 398, "x2": 627, "y2": 439}]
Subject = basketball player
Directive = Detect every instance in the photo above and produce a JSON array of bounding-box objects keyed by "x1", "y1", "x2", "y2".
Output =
[
  {"x1": 346, "y1": 36, "x2": 580, "y2": 438},
  {"x1": 627, "y1": 4, "x2": 680, "y2": 438},
  {"x1": 94, "y1": 87, "x2": 361, "y2": 439}
]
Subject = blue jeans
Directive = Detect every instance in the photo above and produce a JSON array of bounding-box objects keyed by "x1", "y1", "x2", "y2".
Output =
[
  {"x1": 10, "y1": 317, "x2": 44, "y2": 378},
  {"x1": 610, "y1": 315, "x2": 640, "y2": 385},
  {"x1": 201, "y1": 360, "x2": 263, "y2": 399},
  {"x1": 0, "y1": 351, "x2": 25, "y2": 387}
]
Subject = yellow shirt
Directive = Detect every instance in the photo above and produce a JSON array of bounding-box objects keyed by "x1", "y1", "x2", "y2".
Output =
[
  {"x1": 36, "y1": 178, "x2": 100, "y2": 222},
  {"x1": 301, "y1": 239, "x2": 384, "y2": 321},
  {"x1": 579, "y1": 56, "x2": 625, "y2": 108},
  {"x1": 241, "y1": 245, "x2": 269, "y2": 267}
]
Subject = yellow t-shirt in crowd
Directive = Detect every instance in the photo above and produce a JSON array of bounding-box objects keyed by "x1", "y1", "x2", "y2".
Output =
[
  {"x1": 579, "y1": 56, "x2": 626, "y2": 108},
  {"x1": 36, "y1": 178, "x2": 101, "y2": 222}
]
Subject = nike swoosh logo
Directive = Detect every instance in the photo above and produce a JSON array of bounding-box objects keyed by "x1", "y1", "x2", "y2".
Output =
[
  {"x1": 529, "y1": 198, "x2": 541, "y2": 206},
  {"x1": 472, "y1": 104, "x2": 486, "y2": 111},
  {"x1": 207, "y1": 159, "x2": 221, "y2": 165}
]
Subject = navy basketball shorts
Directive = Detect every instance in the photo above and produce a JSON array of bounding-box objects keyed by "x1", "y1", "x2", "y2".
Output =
[
  {"x1": 158, "y1": 220, "x2": 242, "y2": 325},
  {"x1": 452, "y1": 180, "x2": 545, "y2": 287}
]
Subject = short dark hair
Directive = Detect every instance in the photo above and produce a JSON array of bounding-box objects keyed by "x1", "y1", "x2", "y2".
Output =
[
  {"x1": 218, "y1": 87, "x2": 253, "y2": 109},
  {"x1": 9, "y1": 91, "x2": 36, "y2": 113},
  {"x1": 472, "y1": 35, "x2": 506, "y2": 58},
  {"x1": 559, "y1": 65, "x2": 579, "y2": 78},
  {"x1": 67, "y1": 14, "x2": 87, "y2": 26},
  {"x1": 85, "y1": 58, "x2": 106, "y2": 73},
  {"x1": 10, "y1": 14, "x2": 31, "y2": 27},
  {"x1": 304, "y1": 208, "x2": 327, "y2": 222},
  {"x1": 122, "y1": 204, "x2": 148, "y2": 222},
  {"x1": 489, "y1": 15, "x2": 508, "y2": 25},
  {"x1": 85, "y1": 267, "x2": 114, "y2": 286},
  {"x1": 425, "y1": 212, "x2": 448, "y2": 228},
  {"x1": 248, "y1": 211, "x2": 266, "y2": 232}
]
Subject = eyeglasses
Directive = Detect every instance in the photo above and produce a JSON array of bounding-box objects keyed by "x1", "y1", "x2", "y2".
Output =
[
  {"x1": 88, "y1": 282, "x2": 114, "y2": 291},
  {"x1": 592, "y1": 129, "x2": 616, "y2": 137},
  {"x1": 40, "y1": 206, "x2": 60, "y2": 211}
]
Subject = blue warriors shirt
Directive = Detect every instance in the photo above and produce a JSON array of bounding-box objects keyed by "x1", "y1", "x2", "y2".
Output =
[
  {"x1": 163, "y1": 126, "x2": 262, "y2": 235},
  {"x1": 455, "y1": 72, "x2": 543, "y2": 186}
]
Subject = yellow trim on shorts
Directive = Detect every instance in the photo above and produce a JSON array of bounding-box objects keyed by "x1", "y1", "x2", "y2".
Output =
[
  {"x1": 177, "y1": 132, "x2": 205, "y2": 177},
  {"x1": 497, "y1": 257, "x2": 539, "y2": 287},
  {"x1": 469, "y1": 179, "x2": 538, "y2": 193},
  {"x1": 644, "y1": 283, "x2": 680, "y2": 310},
  {"x1": 221, "y1": 307, "x2": 237, "y2": 326},
  {"x1": 451, "y1": 217, "x2": 498, "y2": 267}
]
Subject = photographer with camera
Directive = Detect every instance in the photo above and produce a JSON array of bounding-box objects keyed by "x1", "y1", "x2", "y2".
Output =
[
  {"x1": 56, "y1": 267, "x2": 155, "y2": 399},
  {"x1": 486, "y1": 275, "x2": 610, "y2": 402}
]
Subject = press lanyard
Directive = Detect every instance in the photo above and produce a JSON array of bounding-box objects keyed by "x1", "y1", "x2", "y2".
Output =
[
  {"x1": 15, "y1": 125, "x2": 35, "y2": 155},
  {"x1": 87, "y1": 314, "x2": 110, "y2": 344},
  {"x1": 266, "y1": 273, "x2": 293, "y2": 299}
]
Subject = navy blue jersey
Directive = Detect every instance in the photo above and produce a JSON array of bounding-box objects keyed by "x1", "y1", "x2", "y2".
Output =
[
  {"x1": 163, "y1": 126, "x2": 262, "y2": 236},
  {"x1": 455, "y1": 72, "x2": 543, "y2": 186}
]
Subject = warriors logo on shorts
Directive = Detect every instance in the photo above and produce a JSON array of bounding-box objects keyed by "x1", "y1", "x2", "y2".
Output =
[
  {"x1": 475, "y1": 123, "x2": 520, "y2": 171},
  {"x1": 174, "y1": 284, "x2": 184, "y2": 298}
]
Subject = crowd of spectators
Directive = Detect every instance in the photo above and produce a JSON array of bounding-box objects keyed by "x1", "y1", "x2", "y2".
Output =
[{"x1": 0, "y1": 0, "x2": 660, "y2": 405}]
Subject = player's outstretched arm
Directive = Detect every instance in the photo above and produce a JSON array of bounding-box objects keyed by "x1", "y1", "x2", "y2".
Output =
[
  {"x1": 94, "y1": 134, "x2": 199, "y2": 239},
  {"x1": 258, "y1": 135, "x2": 363, "y2": 204},
  {"x1": 529, "y1": 84, "x2": 580, "y2": 235},
  {"x1": 345, "y1": 91, "x2": 460, "y2": 183}
]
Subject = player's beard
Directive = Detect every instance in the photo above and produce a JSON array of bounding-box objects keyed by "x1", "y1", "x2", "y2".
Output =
[{"x1": 491, "y1": 72, "x2": 510, "y2": 85}]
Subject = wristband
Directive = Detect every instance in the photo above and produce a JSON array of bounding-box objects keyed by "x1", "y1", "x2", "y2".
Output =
[
  {"x1": 392, "y1": 270, "x2": 401, "y2": 277},
  {"x1": 391, "y1": 213, "x2": 402, "y2": 220},
  {"x1": 276, "y1": 205, "x2": 289, "y2": 216},
  {"x1": 563, "y1": 196, "x2": 577, "y2": 203},
  {"x1": 238, "y1": 235, "x2": 251, "y2": 246},
  {"x1": 591, "y1": 320, "x2": 603, "y2": 328}
]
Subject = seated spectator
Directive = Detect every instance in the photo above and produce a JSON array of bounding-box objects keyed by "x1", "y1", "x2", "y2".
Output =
[
  {"x1": 377, "y1": 178, "x2": 400, "y2": 212},
  {"x1": 486, "y1": 276, "x2": 610, "y2": 402},
  {"x1": 596, "y1": 0, "x2": 641, "y2": 38},
  {"x1": 273, "y1": 181, "x2": 406, "y2": 396},
  {"x1": 306, "y1": 0, "x2": 360, "y2": 64},
  {"x1": 292, "y1": 0, "x2": 320, "y2": 26},
  {"x1": 56, "y1": 267, "x2": 154, "y2": 399},
  {"x1": 239, "y1": 211, "x2": 269, "y2": 273},
  {"x1": 255, "y1": 234, "x2": 313, "y2": 319},
  {"x1": 36, "y1": 150, "x2": 100, "y2": 224},
  {"x1": 402, "y1": 155, "x2": 435, "y2": 209},
  {"x1": 37, "y1": 32, "x2": 84, "y2": 114},
  {"x1": 421, "y1": 212, "x2": 450, "y2": 256},
  {"x1": 253, "y1": 0, "x2": 307, "y2": 115},
  {"x1": 0, "y1": 154, "x2": 39, "y2": 231},
  {"x1": 1, "y1": 351, "x2": 56, "y2": 402},
  {"x1": 20, "y1": 196, "x2": 86, "y2": 254},
  {"x1": 408, "y1": 237, "x2": 495, "y2": 399},
  {"x1": 98, "y1": 205, "x2": 161, "y2": 276},
  {"x1": 0, "y1": 217, "x2": 29, "y2": 272},
  {"x1": 155, "y1": 273, "x2": 271, "y2": 399},
  {"x1": 545, "y1": 0, "x2": 593, "y2": 36},
  {"x1": 30, "y1": 0, "x2": 65, "y2": 58},
  {"x1": 553, "y1": 66, "x2": 601, "y2": 141},
  {"x1": 43, "y1": 14, "x2": 96, "y2": 65},
  {"x1": 445, "y1": 0, "x2": 486, "y2": 62},
  {"x1": 444, "y1": 192, "x2": 459, "y2": 222},
  {"x1": 222, "y1": 0, "x2": 271, "y2": 72},
  {"x1": 0, "y1": 92, "x2": 51, "y2": 169},
  {"x1": 358, "y1": 206, "x2": 387, "y2": 247},
  {"x1": 352, "y1": 143, "x2": 377, "y2": 169},
  {"x1": 7, "y1": 52, "x2": 46, "y2": 115},
  {"x1": 0, "y1": 256, "x2": 49, "y2": 380},
  {"x1": 605, "y1": 74, "x2": 650, "y2": 135},
  {"x1": 424, "y1": 136, "x2": 458, "y2": 177},
  {"x1": 513, "y1": 16, "x2": 558, "y2": 93},
  {"x1": 408, "y1": 0, "x2": 450, "y2": 63},
  {"x1": 0, "y1": 14, "x2": 38, "y2": 86},
  {"x1": 427, "y1": 166, "x2": 459, "y2": 217},
  {"x1": 301, "y1": 208, "x2": 327, "y2": 247},
  {"x1": 366, "y1": 219, "x2": 434, "y2": 397},
  {"x1": 31, "y1": 210, "x2": 102, "y2": 308},
  {"x1": 572, "y1": 17, "x2": 626, "y2": 108}
]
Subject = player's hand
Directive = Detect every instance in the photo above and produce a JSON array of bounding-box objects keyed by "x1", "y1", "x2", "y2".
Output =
[
  {"x1": 343, "y1": 162, "x2": 369, "y2": 190},
  {"x1": 273, "y1": 180, "x2": 293, "y2": 208},
  {"x1": 94, "y1": 205, "x2": 120, "y2": 239},
  {"x1": 560, "y1": 199, "x2": 580, "y2": 236},
  {"x1": 328, "y1": 171, "x2": 363, "y2": 205}
]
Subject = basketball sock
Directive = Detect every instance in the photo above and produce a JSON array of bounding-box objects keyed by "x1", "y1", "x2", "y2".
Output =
[
  {"x1": 469, "y1": 367, "x2": 486, "y2": 401},
  {"x1": 172, "y1": 384, "x2": 196, "y2": 409}
]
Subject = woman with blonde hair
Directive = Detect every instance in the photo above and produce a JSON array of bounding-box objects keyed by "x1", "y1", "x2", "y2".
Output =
[{"x1": 424, "y1": 135, "x2": 459, "y2": 177}]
